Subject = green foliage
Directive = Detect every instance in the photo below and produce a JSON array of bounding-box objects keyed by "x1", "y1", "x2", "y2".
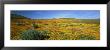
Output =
[
  {"x1": 32, "y1": 24, "x2": 39, "y2": 28},
  {"x1": 31, "y1": 23, "x2": 42, "y2": 28},
  {"x1": 20, "y1": 29, "x2": 50, "y2": 40}
]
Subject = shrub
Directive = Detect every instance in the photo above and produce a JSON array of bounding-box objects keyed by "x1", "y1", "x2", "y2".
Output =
[
  {"x1": 31, "y1": 23, "x2": 42, "y2": 28},
  {"x1": 19, "y1": 29, "x2": 50, "y2": 40},
  {"x1": 32, "y1": 24, "x2": 38, "y2": 28}
]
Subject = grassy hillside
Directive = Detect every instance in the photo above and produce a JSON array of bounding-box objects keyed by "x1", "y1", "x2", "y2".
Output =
[
  {"x1": 11, "y1": 14, "x2": 30, "y2": 19},
  {"x1": 11, "y1": 14, "x2": 100, "y2": 40}
]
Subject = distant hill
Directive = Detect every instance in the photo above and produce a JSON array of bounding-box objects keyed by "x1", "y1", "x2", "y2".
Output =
[
  {"x1": 58, "y1": 18, "x2": 76, "y2": 19},
  {"x1": 11, "y1": 14, "x2": 30, "y2": 19}
]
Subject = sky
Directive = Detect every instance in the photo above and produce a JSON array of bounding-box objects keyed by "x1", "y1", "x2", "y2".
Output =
[{"x1": 11, "y1": 10, "x2": 100, "y2": 19}]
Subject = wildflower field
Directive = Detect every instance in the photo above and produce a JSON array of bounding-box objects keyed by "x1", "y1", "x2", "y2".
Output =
[{"x1": 11, "y1": 14, "x2": 100, "y2": 40}]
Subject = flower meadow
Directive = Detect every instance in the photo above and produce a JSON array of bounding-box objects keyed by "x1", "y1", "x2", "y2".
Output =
[{"x1": 11, "y1": 16, "x2": 100, "y2": 40}]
